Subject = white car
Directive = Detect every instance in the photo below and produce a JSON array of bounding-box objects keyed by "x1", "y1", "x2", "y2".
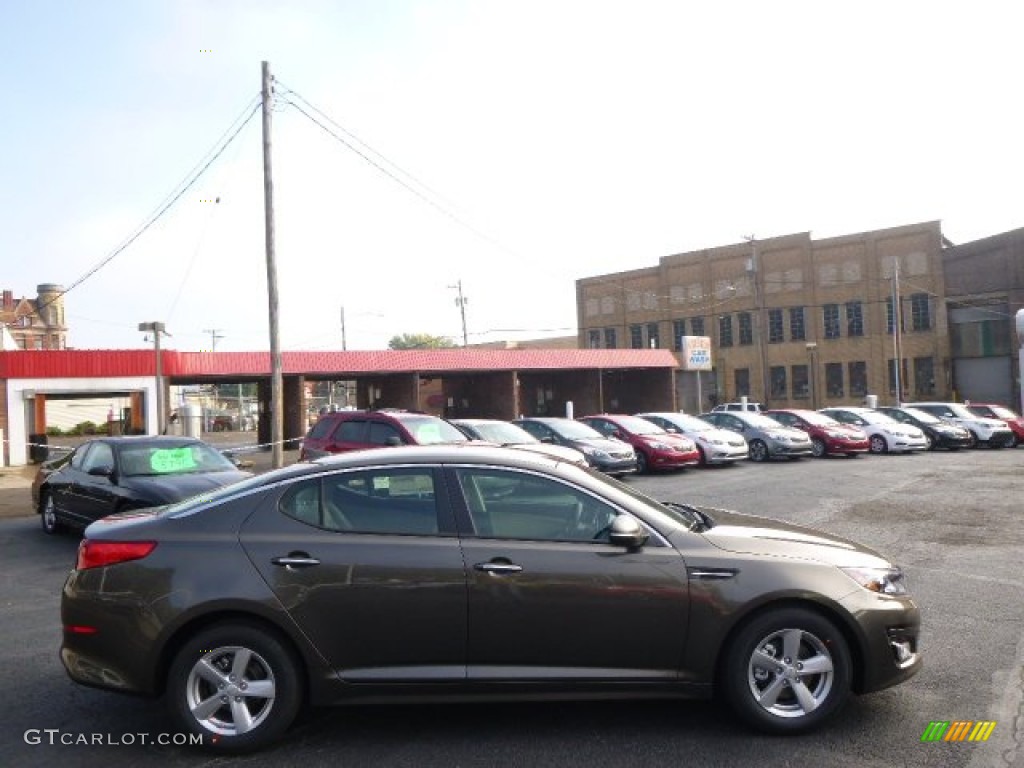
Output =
[
  {"x1": 907, "y1": 402, "x2": 1014, "y2": 448},
  {"x1": 635, "y1": 412, "x2": 749, "y2": 465},
  {"x1": 448, "y1": 419, "x2": 588, "y2": 465},
  {"x1": 818, "y1": 407, "x2": 928, "y2": 454}
]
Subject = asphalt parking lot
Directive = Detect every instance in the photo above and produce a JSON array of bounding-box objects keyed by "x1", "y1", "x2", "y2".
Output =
[{"x1": 2, "y1": 446, "x2": 1022, "y2": 768}]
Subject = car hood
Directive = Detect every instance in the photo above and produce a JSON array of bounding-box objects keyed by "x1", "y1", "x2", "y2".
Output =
[
  {"x1": 120, "y1": 470, "x2": 252, "y2": 503},
  {"x1": 683, "y1": 506, "x2": 891, "y2": 568},
  {"x1": 571, "y1": 437, "x2": 633, "y2": 453}
]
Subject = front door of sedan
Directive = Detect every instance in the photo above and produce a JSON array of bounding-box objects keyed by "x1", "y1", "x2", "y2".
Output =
[
  {"x1": 239, "y1": 466, "x2": 468, "y2": 681},
  {"x1": 450, "y1": 467, "x2": 689, "y2": 681},
  {"x1": 53, "y1": 442, "x2": 122, "y2": 526}
]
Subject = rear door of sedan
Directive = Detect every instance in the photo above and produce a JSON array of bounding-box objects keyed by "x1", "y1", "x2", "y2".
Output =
[
  {"x1": 448, "y1": 465, "x2": 690, "y2": 682},
  {"x1": 239, "y1": 465, "x2": 468, "y2": 680}
]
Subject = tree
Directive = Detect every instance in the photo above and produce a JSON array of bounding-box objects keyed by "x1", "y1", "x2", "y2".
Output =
[{"x1": 388, "y1": 333, "x2": 456, "y2": 350}]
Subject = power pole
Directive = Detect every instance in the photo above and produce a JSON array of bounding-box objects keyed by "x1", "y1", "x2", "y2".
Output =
[
  {"x1": 203, "y1": 328, "x2": 224, "y2": 352},
  {"x1": 138, "y1": 321, "x2": 167, "y2": 434},
  {"x1": 743, "y1": 235, "x2": 770, "y2": 404},
  {"x1": 892, "y1": 258, "x2": 903, "y2": 406},
  {"x1": 340, "y1": 306, "x2": 347, "y2": 350},
  {"x1": 262, "y1": 60, "x2": 284, "y2": 468},
  {"x1": 449, "y1": 280, "x2": 469, "y2": 346}
]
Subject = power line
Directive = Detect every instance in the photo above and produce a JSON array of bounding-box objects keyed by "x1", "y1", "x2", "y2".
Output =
[
  {"x1": 34, "y1": 96, "x2": 262, "y2": 319},
  {"x1": 276, "y1": 85, "x2": 517, "y2": 257}
]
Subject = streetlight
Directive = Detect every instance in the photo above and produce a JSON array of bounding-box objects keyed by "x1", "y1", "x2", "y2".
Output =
[{"x1": 806, "y1": 342, "x2": 819, "y2": 410}]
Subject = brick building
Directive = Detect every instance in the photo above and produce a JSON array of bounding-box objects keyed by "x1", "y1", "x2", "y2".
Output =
[
  {"x1": 577, "y1": 221, "x2": 952, "y2": 412},
  {"x1": 0, "y1": 284, "x2": 68, "y2": 351}
]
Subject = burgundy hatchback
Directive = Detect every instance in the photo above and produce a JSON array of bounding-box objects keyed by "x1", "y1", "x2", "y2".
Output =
[
  {"x1": 764, "y1": 409, "x2": 870, "y2": 458},
  {"x1": 578, "y1": 414, "x2": 700, "y2": 473},
  {"x1": 299, "y1": 409, "x2": 470, "y2": 460}
]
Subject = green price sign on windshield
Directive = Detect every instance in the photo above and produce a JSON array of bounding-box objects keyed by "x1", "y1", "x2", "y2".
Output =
[{"x1": 149, "y1": 447, "x2": 198, "y2": 474}]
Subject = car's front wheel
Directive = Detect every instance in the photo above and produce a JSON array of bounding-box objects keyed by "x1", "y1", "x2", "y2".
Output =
[
  {"x1": 810, "y1": 438, "x2": 826, "y2": 458},
  {"x1": 722, "y1": 607, "x2": 852, "y2": 734},
  {"x1": 40, "y1": 492, "x2": 63, "y2": 535},
  {"x1": 869, "y1": 435, "x2": 888, "y2": 454},
  {"x1": 635, "y1": 450, "x2": 649, "y2": 474},
  {"x1": 748, "y1": 439, "x2": 769, "y2": 462},
  {"x1": 167, "y1": 623, "x2": 303, "y2": 752}
]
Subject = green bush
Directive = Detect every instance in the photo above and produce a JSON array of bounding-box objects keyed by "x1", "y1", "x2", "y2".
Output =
[{"x1": 46, "y1": 426, "x2": 64, "y2": 436}]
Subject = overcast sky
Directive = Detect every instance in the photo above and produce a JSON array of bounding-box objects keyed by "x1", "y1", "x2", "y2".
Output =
[{"x1": 4, "y1": 0, "x2": 1021, "y2": 352}]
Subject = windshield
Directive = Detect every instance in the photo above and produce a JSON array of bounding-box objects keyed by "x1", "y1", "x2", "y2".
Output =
[
  {"x1": 976, "y1": 405, "x2": 1016, "y2": 419},
  {"x1": 901, "y1": 407, "x2": 941, "y2": 424},
  {"x1": 569, "y1": 464, "x2": 699, "y2": 531},
  {"x1": 402, "y1": 416, "x2": 470, "y2": 444},
  {"x1": 119, "y1": 442, "x2": 237, "y2": 477},
  {"x1": 610, "y1": 415, "x2": 666, "y2": 435},
  {"x1": 946, "y1": 404, "x2": 976, "y2": 419},
  {"x1": 463, "y1": 421, "x2": 538, "y2": 445},
  {"x1": 799, "y1": 412, "x2": 841, "y2": 427},
  {"x1": 547, "y1": 420, "x2": 606, "y2": 440},
  {"x1": 740, "y1": 413, "x2": 790, "y2": 429},
  {"x1": 862, "y1": 411, "x2": 898, "y2": 425},
  {"x1": 662, "y1": 414, "x2": 713, "y2": 432}
]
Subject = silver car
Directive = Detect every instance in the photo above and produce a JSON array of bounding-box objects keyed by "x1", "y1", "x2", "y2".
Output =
[
  {"x1": 699, "y1": 411, "x2": 813, "y2": 462},
  {"x1": 636, "y1": 412, "x2": 749, "y2": 465}
]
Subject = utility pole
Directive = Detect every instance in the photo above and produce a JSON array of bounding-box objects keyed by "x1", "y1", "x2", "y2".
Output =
[
  {"x1": 138, "y1": 321, "x2": 167, "y2": 434},
  {"x1": 262, "y1": 60, "x2": 284, "y2": 468},
  {"x1": 204, "y1": 328, "x2": 224, "y2": 352},
  {"x1": 892, "y1": 258, "x2": 903, "y2": 406},
  {"x1": 743, "y1": 235, "x2": 770, "y2": 405},
  {"x1": 340, "y1": 306, "x2": 347, "y2": 350},
  {"x1": 449, "y1": 280, "x2": 469, "y2": 346}
]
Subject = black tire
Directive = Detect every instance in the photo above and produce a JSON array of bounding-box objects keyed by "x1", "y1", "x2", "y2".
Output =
[
  {"x1": 966, "y1": 431, "x2": 979, "y2": 449},
  {"x1": 636, "y1": 450, "x2": 649, "y2": 474},
  {"x1": 748, "y1": 439, "x2": 769, "y2": 463},
  {"x1": 810, "y1": 438, "x2": 826, "y2": 458},
  {"x1": 40, "y1": 492, "x2": 64, "y2": 535},
  {"x1": 167, "y1": 622, "x2": 303, "y2": 753},
  {"x1": 868, "y1": 435, "x2": 888, "y2": 454},
  {"x1": 722, "y1": 607, "x2": 852, "y2": 734},
  {"x1": 696, "y1": 446, "x2": 708, "y2": 467},
  {"x1": 924, "y1": 433, "x2": 935, "y2": 451}
]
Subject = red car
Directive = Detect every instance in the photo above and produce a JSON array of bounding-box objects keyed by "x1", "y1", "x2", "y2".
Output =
[
  {"x1": 299, "y1": 409, "x2": 471, "y2": 460},
  {"x1": 966, "y1": 403, "x2": 1024, "y2": 447},
  {"x1": 764, "y1": 409, "x2": 870, "y2": 458},
  {"x1": 577, "y1": 414, "x2": 700, "y2": 473}
]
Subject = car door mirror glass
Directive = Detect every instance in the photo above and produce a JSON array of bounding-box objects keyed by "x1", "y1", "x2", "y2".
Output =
[{"x1": 87, "y1": 465, "x2": 114, "y2": 478}]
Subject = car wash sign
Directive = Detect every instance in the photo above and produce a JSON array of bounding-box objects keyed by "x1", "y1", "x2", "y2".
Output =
[{"x1": 680, "y1": 336, "x2": 713, "y2": 371}]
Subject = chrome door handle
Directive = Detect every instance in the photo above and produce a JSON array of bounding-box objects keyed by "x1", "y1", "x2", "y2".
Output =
[
  {"x1": 271, "y1": 556, "x2": 321, "y2": 569},
  {"x1": 474, "y1": 562, "x2": 523, "y2": 574}
]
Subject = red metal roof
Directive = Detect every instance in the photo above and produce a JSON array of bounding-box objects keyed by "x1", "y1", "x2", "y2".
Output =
[{"x1": 0, "y1": 348, "x2": 680, "y2": 379}]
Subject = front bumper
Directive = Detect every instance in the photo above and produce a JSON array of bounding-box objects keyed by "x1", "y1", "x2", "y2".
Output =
[
  {"x1": 767, "y1": 439, "x2": 814, "y2": 457},
  {"x1": 837, "y1": 588, "x2": 922, "y2": 694}
]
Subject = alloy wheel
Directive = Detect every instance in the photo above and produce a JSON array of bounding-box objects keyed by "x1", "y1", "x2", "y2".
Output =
[{"x1": 745, "y1": 627, "x2": 836, "y2": 719}]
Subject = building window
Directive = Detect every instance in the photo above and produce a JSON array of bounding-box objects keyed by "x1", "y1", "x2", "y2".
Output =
[
  {"x1": 792, "y1": 365, "x2": 809, "y2": 399},
  {"x1": 888, "y1": 358, "x2": 909, "y2": 397},
  {"x1": 914, "y1": 356, "x2": 935, "y2": 395},
  {"x1": 673, "y1": 319, "x2": 686, "y2": 351},
  {"x1": 823, "y1": 304, "x2": 840, "y2": 339},
  {"x1": 691, "y1": 316, "x2": 705, "y2": 336},
  {"x1": 846, "y1": 301, "x2": 864, "y2": 337},
  {"x1": 789, "y1": 307, "x2": 806, "y2": 341},
  {"x1": 849, "y1": 361, "x2": 868, "y2": 398},
  {"x1": 768, "y1": 309, "x2": 784, "y2": 343},
  {"x1": 911, "y1": 293, "x2": 931, "y2": 331},
  {"x1": 718, "y1": 315, "x2": 733, "y2": 348},
  {"x1": 588, "y1": 330, "x2": 601, "y2": 349},
  {"x1": 629, "y1": 325, "x2": 643, "y2": 349},
  {"x1": 825, "y1": 362, "x2": 844, "y2": 398},
  {"x1": 647, "y1": 322, "x2": 660, "y2": 349},
  {"x1": 738, "y1": 312, "x2": 753, "y2": 345},
  {"x1": 770, "y1": 366, "x2": 787, "y2": 398},
  {"x1": 734, "y1": 368, "x2": 750, "y2": 398},
  {"x1": 604, "y1": 328, "x2": 617, "y2": 349}
]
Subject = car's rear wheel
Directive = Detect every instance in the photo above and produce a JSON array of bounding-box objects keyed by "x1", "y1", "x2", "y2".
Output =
[
  {"x1": 869, "y1": 435, "x2": 888, "y2": 454},
  {"x1": 40, "y1": 492, "x2": 63, "y2": 535},
  {"x1": 924, "y1": 433, "x2": 935, "y2": 450},
  {"x1": 167, "y1": 623, "x2": 303, "y2": 752},
  {"x1": 810, "y1": 438, "x2": 826, "y2": 458},
  {"x1": 748, "y1": 440, "x2": 769, "y2": 462},
  {"x1": 723, "y1": 607, "x2": 851, "y2": 734}
]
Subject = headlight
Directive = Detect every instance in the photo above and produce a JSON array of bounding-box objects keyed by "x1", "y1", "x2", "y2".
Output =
[
  {"x1": 841, "y1": 566, "x2": 909, "y2": 595},
  {"x1": 649, "y1": 441, "x2": 671, "y2": 451},
  {"x1": 767, "y1": 431, "x2": 787, "y2": 441},
  {"x1": 825, "y1": 430, "x2": 846, "y2": 439}
]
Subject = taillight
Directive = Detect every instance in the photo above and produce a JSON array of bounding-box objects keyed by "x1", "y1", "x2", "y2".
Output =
[{"x1": 76, "y1": 540, "x2": 157, "y2": 570}]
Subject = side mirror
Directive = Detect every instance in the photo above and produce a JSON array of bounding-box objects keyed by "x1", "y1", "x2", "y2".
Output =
[
  {"x1": 665, "y1": 426, "x2": 679, "y2": 433},
  {"x1": 88, "y1": 465, "x2": 114, "y2": 479},
  {"x1": 385, "y1": 436, "x2": 402, "y2": 446},
  {"x1": 540, "y1": 436, "x2": 555, "y2": 444},
  {"x1": 608, "y1": 515, "x2": 648, "y2": 549}
]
